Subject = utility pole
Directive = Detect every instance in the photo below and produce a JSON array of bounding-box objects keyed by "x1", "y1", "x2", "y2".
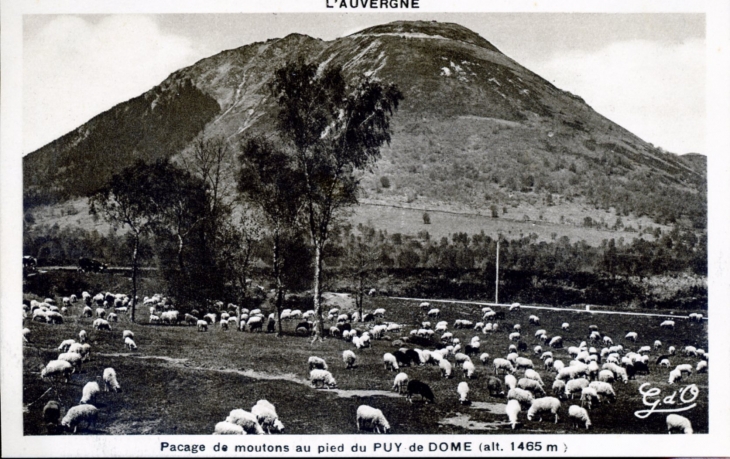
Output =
[{"x1": 495, "y1": 238, "x2": 500, "y2": 305}]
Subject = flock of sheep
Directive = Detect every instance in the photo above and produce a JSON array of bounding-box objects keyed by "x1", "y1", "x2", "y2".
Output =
[{"x1": 24, "y1": 288, "x2": 707, "y2": 435}]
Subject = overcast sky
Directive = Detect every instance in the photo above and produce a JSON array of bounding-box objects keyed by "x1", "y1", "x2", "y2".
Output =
[{"x1": 23, "y1": 13, "x2": 705, "y2": 155}]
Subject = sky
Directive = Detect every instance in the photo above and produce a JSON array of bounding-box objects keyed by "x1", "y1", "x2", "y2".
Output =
[{"x1": 23, "y1": 13, "x2": 705, "y2": 155}]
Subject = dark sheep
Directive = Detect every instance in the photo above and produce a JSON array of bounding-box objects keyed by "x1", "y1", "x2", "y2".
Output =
[
  {"x1": 336, "y1": 323, "x2": 352, "y2": 333},
  {"x1": 405, "y1": 349, "x2": 421, "y2": 366},
  {"x1": 266, "y1": 319, "x2": 276, "y2": 333},
  {"x1": 248, "y1": 320, "x2": 264, "y2": 333},
  {"x1": 464, "y1": 344, "x2": 479, "y2": 356},
  {"x1": 43, "y1": 400, "x2": 61, "y2": 434},
  {"x1": 633, "y1": 361, "x2": 650, "y2": 375},
  {"x1": 184, "y1": 314, "x2": 197, "y2": 326},
  {"x1": 626, "y1": 364, "x2": 636, "y2": 380},
  {"x1": 487, "y1": 376, "x2": 505, "y2": 397},
  {"x1": 393, "y1": 350, "x2": 412, "y2": 367},
  {"x1": 494, "y1": 311, "x2": 506, "y2": 321},
  {"x1": 407, "y1": 380, "x2": 435, "y2": 404},
  {"x1": 517, "y1": 341, "x2": 527, "y2": 352},
  {"x1": 655, "y1": 354, "x2": 672, "y2": 365},
  {"x1": 363, "y1": 313, "x2": 375, "y2": 322}
]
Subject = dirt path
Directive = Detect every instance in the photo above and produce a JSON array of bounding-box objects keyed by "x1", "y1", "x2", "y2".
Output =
[
  {"x1": 389, "y1": 296, "x2": 706, "y2": 320},
  {"x1": 98, "y1": 353, "x2": 402, "y2": 399}
]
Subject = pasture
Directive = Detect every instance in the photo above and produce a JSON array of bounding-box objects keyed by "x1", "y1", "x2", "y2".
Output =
[{"x1": 22, "y1": 293, "x2": 708, "y2": 435}]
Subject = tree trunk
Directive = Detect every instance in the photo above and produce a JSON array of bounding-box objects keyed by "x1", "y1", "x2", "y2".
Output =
[
  {"x1": 273, "y1": 230, "x2": 284, "y2": 336},
  {"x1": 311, "y1": 239, "x2": 324, "y2": 343},
  {"x1": 131, "y1": 233, "x2": 139, "y2": 323},
  {"x1": 358, "y1": 272, "x2": 364, "y2": 320}
]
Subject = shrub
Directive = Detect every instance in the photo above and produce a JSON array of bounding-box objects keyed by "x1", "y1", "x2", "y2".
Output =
[{"x1": 380, "y1": 176, "x2": 391, "y2": 188}]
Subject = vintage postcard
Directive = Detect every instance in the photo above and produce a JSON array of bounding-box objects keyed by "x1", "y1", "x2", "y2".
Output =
[{"x1": 2, "y1": 0, "x2": 729, "y2": 456}]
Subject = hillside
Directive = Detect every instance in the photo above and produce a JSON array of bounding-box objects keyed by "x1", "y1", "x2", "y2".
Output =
[{"x1": 23, "y1": 20, "x2": 706, "y2": 239}]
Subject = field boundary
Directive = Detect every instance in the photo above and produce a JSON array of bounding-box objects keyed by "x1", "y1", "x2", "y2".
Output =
[{"x1": 388, "y1": 296, "x2": 707, "y2": 320}]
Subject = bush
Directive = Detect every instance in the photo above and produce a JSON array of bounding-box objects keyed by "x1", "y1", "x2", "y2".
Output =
[
  {"x1": 422, "y1": 212, "x2": 431, "y2": 224},
  {"x1": 380, "y1": 176, "x2": 391, "y2": 188}
]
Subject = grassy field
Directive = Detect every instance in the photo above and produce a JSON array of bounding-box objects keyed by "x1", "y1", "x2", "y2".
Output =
[{"x1": 23, "y1": 293, "x2": 708, "y2": 436}]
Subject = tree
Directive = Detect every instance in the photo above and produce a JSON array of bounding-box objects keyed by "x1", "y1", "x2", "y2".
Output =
[
  {"x1": 89, "y1": 160, "x2": 158, "y2": 322},
  {"x1": 270, "y1": 59, "x2": 403, "y2": 341},
  {"x1": 345, "y1": 231, "x2": 379, "y2": 318},
  {"x1": 237, "y1": 136, "x2": 305, "y2": 335}
]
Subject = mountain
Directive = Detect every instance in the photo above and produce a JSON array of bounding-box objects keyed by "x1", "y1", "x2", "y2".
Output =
[{"x1": 23, "y1": 20, "x2": 706, "y2": 234}]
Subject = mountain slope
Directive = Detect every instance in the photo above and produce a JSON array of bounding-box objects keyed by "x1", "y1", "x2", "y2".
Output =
[{"x1": 23, "y1": 20, "x2": 706, "y2": 231}]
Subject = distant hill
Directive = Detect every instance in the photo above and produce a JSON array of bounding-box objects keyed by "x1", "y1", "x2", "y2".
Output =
[{"x1": 24, "y1": 20, "x2": 706, "y2": 237}]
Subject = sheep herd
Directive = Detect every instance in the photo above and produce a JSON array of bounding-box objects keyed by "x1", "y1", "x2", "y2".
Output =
[{"x1": 23, "y1": 288, "x2": 707, "y2": 435}]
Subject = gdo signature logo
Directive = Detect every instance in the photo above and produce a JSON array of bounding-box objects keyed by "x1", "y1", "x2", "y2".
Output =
[{"x1": 634, "y1": 382, "x2": 699, "y2": 419}]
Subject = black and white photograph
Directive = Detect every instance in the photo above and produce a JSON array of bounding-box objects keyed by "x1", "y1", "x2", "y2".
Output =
[{"x1": 2, "y1": 0, "x2": 730, "y2": 456}]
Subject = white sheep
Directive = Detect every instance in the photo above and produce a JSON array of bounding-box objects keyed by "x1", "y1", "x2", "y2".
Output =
[
  {"x1": 683, "y1": 346, "x2": 698, "y2": 356},
  {"x1": 668, "y1": 346, "x2": 676, "y2": 355},
  {"x1": 505, "y1": 374, "x2": 517, "y2": 391},
  {"x1": 515, "y1": 357, "x2": 534, "y2": 370},
  {"x1": 392, "y1": 372, "x2": 409, "y2": 394},
  {"x1": 149, "y1": 314, "x2": 160, "y2": 324},
  {"x1": 494, "y1": 358, "x2": 515, "y2": 375},
  {"x1": 80, "y1": 381, "x2": 100, "y2": 404},
  {"x1": 23, "y1": 328, "x2": 31, "y2": 343},
  {"x1": 61, "y1": 404, "x2": 98, "y2": 433},
  {"x1": 518, "y1": 378, "x2": 546, "y2": 396},
  {"x1": 439, "y1": 359, "x2": 453, "y2": 378},
  {"x1": 568, "y1": 405, "x2": 592, "y2": 429},
  {"x1": 343, "y1": 350, "x2": 357, "y2": 369},
  {"x1": 654, "y1": 340, "x2": 662, "y2": 350},
  {"x1": 479, "y1": 353, "x2": 490, "y2": 365},
  {"x1": 666, "y1": 414, "x2": 693, "y2": 434},
  {"x1": 668, "y1": 368, "x2": 682, "y2": 384},
  {"x1": 308, "y1": 356, "x2": 328, "y2": 371},
  {"x1": 552, "y1": 380, "x2": 566, "y2": 398},
  {"x1": 509, "y1": 332, "x2": 521, "y2": 341},
  {"x1": 454, "y1": 353, "x2": 471, "y2": 365},
  {"x1": 625, "y1": 331, "x2": 638, "y2": 342},
  {"x1": 427, "y1": 308, "x2": 440, "y2": 319},
  {"x1": 457, "y1": 381, "x2": 470, "y2": 404},
  {"x1": 552, "y1": 360, "x2": 565, "y2": 373},
  {"x1": 356, "y1": 405, "x2": 390, "y2": 433},
  {"x1": 527, "y1": 397, "x2": 561, "y2": 423},
  {"x1": 524, "y1": 369, "x2": 544, "y2": 385},
  {"x1": 122, "y1": 330, "x2": 134, "y2": 340},
  {"x1": 696, "y1": 361, "x2": 708, "y2": 373},
  {"x1": 197, "y1": 320, "x2": 208, "y2": 331},
  {"x1": 588, "y1": 381, "x2": 616, "y2": 402},
  {"x1": 93, "y1": 318, "x2": 112, "y2": 331},
  {"x1": 659, "y1": 358, "x2": 671, "y2": 368},
  {"x1": 213, "y1": 421, "x2": 246, "y2": 435},
  {"x1": 124, "y1": 336, "x2": 137, "y2": 351},
  {"x1": 226, "y1": 409, "x2": 265, "y2": 434},
  {"x1": 41, "y1": 360, "x2": 73, "y2": 383},
  {"x1": 660, "y1": 320, "x2": 675, "y2": 329},
  {"x1": 508, "y1": 387, "x2": 535, "y2": 406},
  {"x1": 251, "y1": 401, "x2": 284, "y2": 434},
  {"x1": 561, "y1": 322, "x2": 570, "y2": 331},
  {"x1": 544, "y1": 358, "x2": 554, "y2": 370},
  {"x1": 78, "y1": 330, "x2": 87, "y2": 343},
  {"x1": 675, "y1": 364, "x2": 693, "y2": 376},
  {"x1": 58, "y1": 339, "x2": 76, "y2": 353},
  {"x1": 103, "y1": 367, "x2": 120, "y2": 392},
  {"x1": 506, "y1": 399, "x2": 521, "y2": 429},
  {"x1": 565, "y1": 378, "x2": 590, "y2": 399},
  {"x1": 533, "y1": 345, "x2": 543, "y2": 355},
  {"x1": 383, "y1": 353, "x2": 399, "y2": 372},
  {"x1": 57, "y1": 352, "x2": 83, "y2": 373},
  {"x1": 463, "y1": 361, "x2": 476, "y2": 379},
  {"x1": 310, "y1": 369, "x2": 337, "y2": 389}
]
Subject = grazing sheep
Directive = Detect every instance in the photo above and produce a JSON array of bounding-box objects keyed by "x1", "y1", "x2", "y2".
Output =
[
  {"x1": 463, "y1": 361, "x2": 476, "y2": 379},
  {"x1": 226, "y1": 409, "x2": 265, "y2": 434},
  {"x1": 213, "y1": 421, "x2": 246, "y2": 435},
  {"x1": 660, "y1": 320, "x2": 675, "y2": 330},
  {"x1": 58, "y1": 339, "x2": 76, "y2": 353},
  {"x1": 668, "y1": 369, "x2": 683, "y2": 384},
  {"x1": 124, "y1": 336, "x2": 137, "y2": 351},
  {"x1": 580, "y1": 387, "x2": 599, "y2": 409},
  {"x1": 683, "y1": 346, "x2": 698, "y2": 356},
  {"x1": 356, "y1": 405, "x2": 391, "y2": 433},
  {"x1": 518, "y1": 378, "x2": 546, "y2": 396},
  {"x1": 80, "y1": 381, "x2": 100, "y2": 404},
  {"x1": 527, "y1": 397, "x2": 561, "y2": 423},
  {"x1": 524, "y1": 369, "x2": 544, "y2": 385},
  {"x1": 479, "y1": 353, "x2": 490, "y2": 366},
  {"x1": 343, "y1": 350, "x2": 357, "y2": 369},
  {"x1": 392, "y1": 372, "x2": 409, "y2": 394},
  {"x1": 565, "y1": 378, "x2": 590, "y2": 399},
  {"x1": 508, "y1": 387, "x2": 535, "y2": 407},
  {"x1": 57, "y1": 352, "x2": 83, "y2": 373},
  {"x1": 506, "y1": 399, "x2": 522, "y2": 429},
  {"x1": 92, "y1": 318, "x2": 111, "y2": 331},
  {"x1": 383, "y1": 353, "x2": 399, "y2": 372},
  {"x1": 251, "y1": 402, "x2": 284, "y2": 434},
  {"x1": 41, "y1": 360, "x2": 73, "y2": 383},
  {"x1": 539, "y1": 351, "x2": 553, "y2": 360},
  {"x1": 515, "y1": 357, "x2": 534, "y2": 370},
  {"x1": 78, "y1": 330, "x2": 87, "y2": 343},
  {"x1": 552, "y1": 360, "x2": 565, "y2": 373},
  {"x1": 407, "y1": 380, "x2": 435, "y2": 404},
  {"x1": 544, "y1": 358, "x2": 554, "y2": 370},
  {"x1": 197, "y1": 320, "x2": 208, "y2": 331},
  {"x1": 505, "y1": 374, "x2": 517, "y2": 391},
  {"x1": 310, "y1": 369, "x2": 337, "y2": 389},
  {"x1": 529, "y1": 315, "x2": 540, "y2": 325},
  {"x1": 487, "y1": 376, "x2": 505, "y2": 396},
  {"x1": 625, "y1": 331, "x2": 638, "y2": 342},
  {"x1": 149, "y1": 314, "x2": 160, "y2": 324},
  {"x1": 552, "y1": 380, "x2": 566, "y2": 398},
  {"x1": 666, "y1": 414, "x2": 693, "y2": 434},
  {"x1": 675, "y1": 364, "x2": 693, "y2": 377},
  {"x1": 453, "y1": 382, "x2": 470, "y2": 405},
  {"x1": 509, "y1": 332, "x2": 521, "y2": 341},
  {"x1": 659, "y1": 358, "x2": 671, "y2": 368},
  {"x1": 696, "y1": 361, "x2": 708, "y2": 373},
  {"x1": 43, "y1": 400, "x2": 62, "y2": 431},
  {"x1": 568, "y1": 405, "x2": 592, "y2": 429},
  {"x1": 653, "y1": 340, "x2": 662, "y2": 350},
  {"x1": 439, "y1": 359, "x2": 453, "y2": 379},
  {"x1": 427, "y1": 308, "x2": 440, "y2": 319},
  {"x1": 308, "y1": 356, "x2": 328, "y2": 371},
  {"x1": 494, "y1": 358, "x2": 516, "y2": 375},
  {"x1": 103, "y1": 368, "x2": 121, "y2": 392},
  {"x1": 61, "y1": 405, "x2": 98, "y2": 433},
  {"x1": 23, "y1": 328, "x2": 31, "y2": 343},
  {"x1": 589, "y1": 381, "x2": 616, "y2": 402},
  {"x1": 549, "y1": 336, "x2": 563, "y2": 348}
]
